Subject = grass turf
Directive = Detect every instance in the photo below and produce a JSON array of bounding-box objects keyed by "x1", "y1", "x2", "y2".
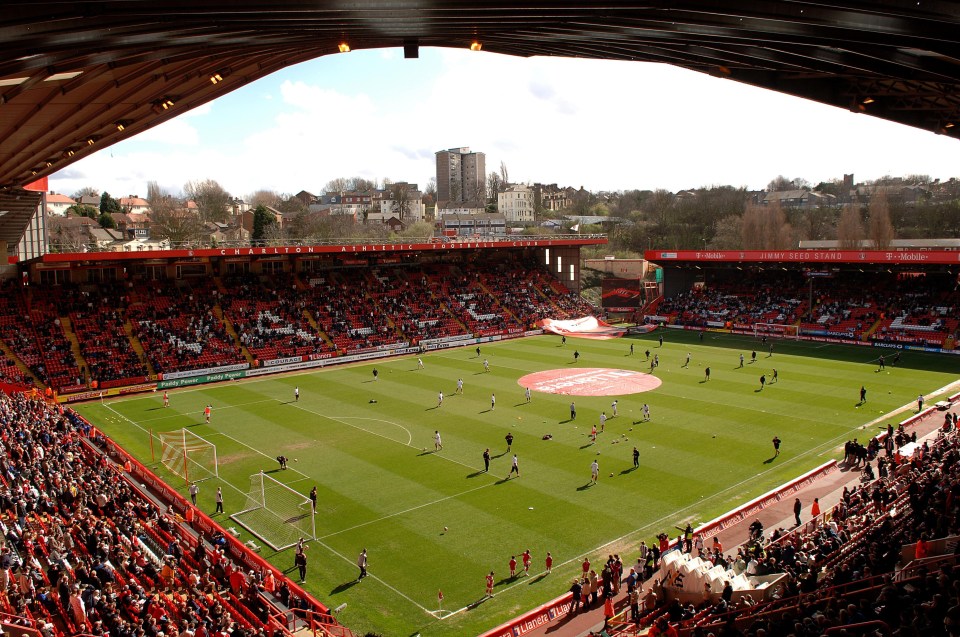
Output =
[{"x1": 75, "y1": 331, "x2": 959, "y2": 636}]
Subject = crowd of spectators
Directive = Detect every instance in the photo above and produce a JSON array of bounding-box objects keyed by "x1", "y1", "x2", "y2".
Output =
[
  {"x1": 0, "y1": 390, "x2": 328, "y2": 637},
  {"x1": 658, "y1": 271, "x2": 959, "y2": 349},
  {"x1": 0, "y1": 258, "x2": 591, "y2": 392},
  {"x1": 609, "y1": 411, "x2": 960, "y2": 637}
]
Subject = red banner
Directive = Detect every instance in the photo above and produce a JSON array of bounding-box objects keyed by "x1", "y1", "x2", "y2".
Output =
[
  {"x1": 41, "y1": 238, "x2": 606, "y2": 264},
  {"x1": 601, "y1": 278, "x2": 642, "y2": 309},
  {"x1": 645, "y1": 249, "x2": 960, "y2": 265}
]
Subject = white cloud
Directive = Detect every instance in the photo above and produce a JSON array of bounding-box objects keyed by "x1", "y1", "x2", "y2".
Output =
[{"x1": 51, "y1": 49, "x2": 960, "y2": 199}]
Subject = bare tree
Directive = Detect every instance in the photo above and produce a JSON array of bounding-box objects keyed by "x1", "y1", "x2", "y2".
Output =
[
  {"x1": 278, "y1": 195, "x2": 307, "y2": 215},
  {"x1": 487, "y1": 172, "x2": 502, "y2": 204},
  {"x1": 499, "y1": 161, "x2": 509, "y2": 186},
  {"x1": 324, "y1": 178, "x2": 350, "y2": 194},
  {"x1": 248, "y1": 190, "x2": 281, "y2": 209},
  {"x1": 710, "y1": 215, "x2": 744, "y2": 249},
  {"x1": 424, "y1": 177, "x2": 437, "y2": 200},
  {"x1": 352, "y1": 177, "x2": 378, "y2": 192},
  {"x1": 390, "y1": 182, "x2": 412, "y2": 221},
  {"x1": 184, "y1": 179, "x2": 231, "y2": 223},
  {"x1": 836, "y1": 204, "x2": 865, "y2": 248},
  {"x1": 71, "y1": 186, "x2": 100, "y2": 201},
  {"x1": 867, "y1": 190, "x2": 895, "y2": 249},
  {"x1": 146, "y1": 180, "x2": 202, "y2": 244},
  {"x1": 741, "y1": 201, "x2": 793, "y2": 249},
  {"x1": 766, "y1": 175, "x2": 795, "y2": 192}
]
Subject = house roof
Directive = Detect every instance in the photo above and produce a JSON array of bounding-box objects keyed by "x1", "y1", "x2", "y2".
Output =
[{"x1": 46, "y1": 193, "x2": 76, "y2": 204}]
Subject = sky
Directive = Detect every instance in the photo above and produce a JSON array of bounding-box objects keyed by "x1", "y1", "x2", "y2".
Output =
[{"x1": 50, "y1": 47, "x2": 960, "y2": 200}]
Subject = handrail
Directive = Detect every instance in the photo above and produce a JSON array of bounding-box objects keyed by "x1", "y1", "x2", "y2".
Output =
[{"x1": 823, "y1": 620, "x2": 891, "y2": 635}]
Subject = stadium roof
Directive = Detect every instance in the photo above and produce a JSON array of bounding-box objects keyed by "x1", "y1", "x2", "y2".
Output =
[{"x1": 2, "y1": 1, "x2": 960, "y2": 192}]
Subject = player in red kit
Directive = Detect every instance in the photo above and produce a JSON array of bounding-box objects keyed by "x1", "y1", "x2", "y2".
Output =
[
  {"x1": 545, "y1": 552, "x2": 553, "y2": 574},
  {"x1": 509, "y1": 555, "x2": 518, "y2": 578},
  {"x1": 485, "y1": 571, "x2": 495, "y2": 597},
  {"x1": 522, "y1": 550, "x2": 532, "y2": 576}
]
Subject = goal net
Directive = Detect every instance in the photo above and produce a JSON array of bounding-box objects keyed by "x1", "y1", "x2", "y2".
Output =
[
  {"x1": 231, "y1": 472, "x2": 316, "y2": 551},
  {"x1": 157, "y1": 429, "x2": 219, "y2": 484},
  {"x1": 753, "y1": 323, "x2": 800, "y2": 340}
]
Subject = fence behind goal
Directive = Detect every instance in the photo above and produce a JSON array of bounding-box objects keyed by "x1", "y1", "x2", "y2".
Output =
[{"x1": 231, "y1": 471, "x2": 316, "y2": 551}]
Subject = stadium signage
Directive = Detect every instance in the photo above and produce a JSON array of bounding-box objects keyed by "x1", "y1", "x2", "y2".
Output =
[
  {"x1": 478, "y1": 593, "x2": 574, "y2": 637},
  {"x1": 41, "y1": 238, "x2": 606, "y2": 263},
  {"x1": 645, "y1": 249, "x2": 960, "y2": 264},
  {"x1": 157, "y1": 370, "x2": 246, "y2": 389},
  {"x1": 161, "y1": 362, "x2": 249, "y2": 380}
]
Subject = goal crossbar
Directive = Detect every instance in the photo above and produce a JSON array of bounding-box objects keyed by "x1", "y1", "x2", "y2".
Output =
[
  {"x1": 157, "y1": 429, "x2": 219, "y2": 484},
  {"x1": 231, "y1": 472, "x2": 316, "y2": 551}
]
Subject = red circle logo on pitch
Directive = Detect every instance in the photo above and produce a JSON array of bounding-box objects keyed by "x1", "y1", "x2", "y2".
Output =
[{"x1": 518, "y1": 368, "x2": 662, "y2": 396}]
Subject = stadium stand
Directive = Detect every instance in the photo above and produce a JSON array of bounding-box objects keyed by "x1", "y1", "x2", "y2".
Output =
[
  {"x1": 658, "y1": 271, "x2": 959, "y2": 350},
  {"x1": 0, "y1": 256, "x2": 592, "y2": 392},
  {"x1": 0, "y1": 390, "x2": 344, "y2": 637}
]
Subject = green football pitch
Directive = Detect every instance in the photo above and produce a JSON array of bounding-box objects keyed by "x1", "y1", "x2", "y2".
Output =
[{"x1": 75, "y1": 332, "x2": 959, "y2": 636}]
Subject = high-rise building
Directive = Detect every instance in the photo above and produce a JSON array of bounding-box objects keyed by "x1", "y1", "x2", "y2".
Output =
[{"x1": 436, "y1": 147, "x2": 486, "y2": 208}]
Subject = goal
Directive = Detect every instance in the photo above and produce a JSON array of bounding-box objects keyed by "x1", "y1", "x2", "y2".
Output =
[
  {"x1": 157, "y1": 429, "x2": 219, "y2": 484},
  {"x1": 231, "y1": 472, "x2": 316, "y2": 551},
  {"x1": 753, "y1": 323, "x2": 800, "y2": 340}
]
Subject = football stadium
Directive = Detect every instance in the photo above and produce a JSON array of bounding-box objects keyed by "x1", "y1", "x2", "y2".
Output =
[{"x1": 3, "y1": 3, "x2": 960, "y2": 637}]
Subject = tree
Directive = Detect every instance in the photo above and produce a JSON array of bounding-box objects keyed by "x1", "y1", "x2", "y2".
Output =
[
  {"x1": 248, "y1": 190, "x2": 281, "y2": 209},
  {"x1": 277, "y1": 195, "x2": 307, "y2": 215},
  {"x1": 99, "y1": 192, "x2": 121, "y2": 214},
  {"x1": 390, "y1": 183, "x2": 412, "y2": 221},
  {"x1": 396, "y1": 221, "x2": 433, "y2": 239},
  {"x1": 147, "y1": 181, "x2": 204, "y2": 245},
  {"x1": 66, "y1": 204, "x2": 98, "y2": 219},
  {"x1": 424, "y1": 177, "x2": 437, "y2": 200},
  {"x1": 741, "y1": 201, "x2": 792, "y2": 249},
  {"x1": 867, "y1": 190, "x2": 895, "y2": 249},
  {"x1": 324, "y1": 177, "x2": 350, "y2": 194},
  {"x1": 766, "y1": 175, "x2": 795, "y2": 192},
  {"x1": 499, "y1": 161, "x2": 509, "y2": 186},
  {"x1": 98, "y1": 212, "x2": 116, "y2": 229},
  {"x1": 72, "y1": 186, "x2": 99, "y2": 201},
  {"x1": 710, "y1": 215, "x2": 743, "y2": 249},
  {"x1": 486, "y1": 172, "x2": 503, "y2": 205},
  {"x1": 184, "y1": 179, "x2": 231, "y2": 223},
  {"x1": 836, "y1": 204, "x2": 865, "y2": 248},
  {"x1": 251, "y1": 205, "x2": 276, "y2": 246}
]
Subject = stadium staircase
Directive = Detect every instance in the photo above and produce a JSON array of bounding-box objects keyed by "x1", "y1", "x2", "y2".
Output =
[
  {"x1": 477, "y1": 280, "x2": 520, "y2": 324},
  {"x1": 124, "y1": 317, "x2": 156, "y2": 377},
  {"x1": 861, "y1": 317, "x2": 883, "y2": 341},
  {"x1": 0, "y1": 338, "x2": 40, "y2": 386},
  {"x1": 58, "y1": 315, "x2": 88, "y2": 380},
  {"x1": 301, "y1": 307, "x2": 336, "y2": 348},
  {"x1": 214, "y1": 304, "x2": 256, "y2": 365}
]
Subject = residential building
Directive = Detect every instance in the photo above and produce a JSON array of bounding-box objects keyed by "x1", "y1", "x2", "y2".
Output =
[
  {"x1": 79, "y1": 194, "x2": 101, "y2": 209},
  {"x1": 316, "y1": 191, "x2": 373, "y2": 220},
  {"x1": 45, "y1": 192, "x2": 76, "y2": 216},
  {"x1": 533, "y1": 183, "x2": 570, "y2": 212},
  {"x1": 118, "y1": 195, "x2": 150, "y2": 214},
  {"x1": 377, "y1": 182, "x2": 424, "y2": 223},
  {"x1": 761, "y1": 190, "x2": 837, "y2": 208},
  {"x1": 498, "y1": 184, "x2": 534, "y2": 223},
  {"x1": 436, "y1": 147, "x2": 485, "y2": 208}
]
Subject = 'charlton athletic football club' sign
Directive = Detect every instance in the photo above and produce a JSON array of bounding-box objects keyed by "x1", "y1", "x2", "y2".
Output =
[{"x1": 518, "y1": 368, "x2": 661, "y2": 396}]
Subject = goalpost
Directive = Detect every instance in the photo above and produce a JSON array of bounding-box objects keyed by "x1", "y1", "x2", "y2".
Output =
[
  {"x1": 753, "y1": 323, "x2": 801, "y2": 340},
  {"x1": 231, "y1": 472, "x2": 316, "y2": 551},
  {"x1": 157, "y1": 429, "x2": 219, "y2": 484}
]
